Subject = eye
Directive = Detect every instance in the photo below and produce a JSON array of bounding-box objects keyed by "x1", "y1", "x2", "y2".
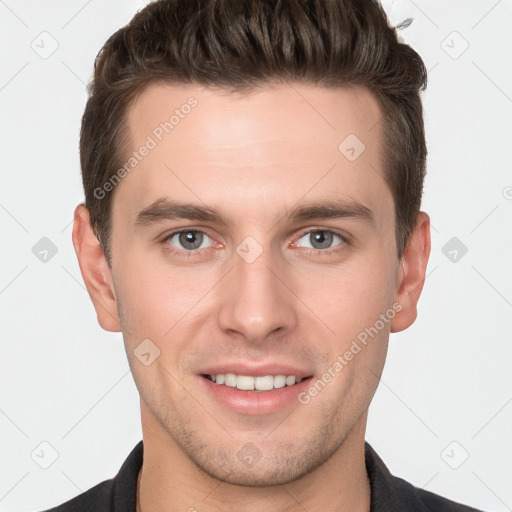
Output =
[
  {"x1": 294, "y1": 229, "x2": 346, "y2": 251},
  {"x1": 165, "y1": 230, "x2": 216, "y2": 251}
]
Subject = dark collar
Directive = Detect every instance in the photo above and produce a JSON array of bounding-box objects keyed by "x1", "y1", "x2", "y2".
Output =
[
  {"x1": 364, "y1": 442, "x2": 429, "y2": 511},
  {"x1": 109, "y1": 440, "x2": 476, "y2": 512}
]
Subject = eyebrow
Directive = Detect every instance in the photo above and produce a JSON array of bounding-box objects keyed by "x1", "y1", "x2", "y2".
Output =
[{"x1": 134, "y1": 197, "x2": 375, "y2": 228}]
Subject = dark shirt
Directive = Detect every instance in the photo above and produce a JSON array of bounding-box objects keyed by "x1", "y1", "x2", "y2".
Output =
[{"x1": 39, "y1": 440, "x2": 483, "y2": 511}]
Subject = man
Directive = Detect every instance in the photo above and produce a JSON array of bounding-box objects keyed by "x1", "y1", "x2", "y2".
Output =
[{"x1": 41, "y1": 0, "x2": 483, "y2": 510}]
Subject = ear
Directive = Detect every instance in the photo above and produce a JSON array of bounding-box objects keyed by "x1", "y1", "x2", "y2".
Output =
[
  {"x1": 72, "y1": 204, "x2": 121, "y2": 332},
  {"x1": 390, "y1": 211, "x2": 431, "y2": 333}
]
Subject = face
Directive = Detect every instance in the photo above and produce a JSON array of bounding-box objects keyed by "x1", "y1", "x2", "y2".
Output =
[{"x1": 81, "y1": 82, "x2": 421, "y2": 486}]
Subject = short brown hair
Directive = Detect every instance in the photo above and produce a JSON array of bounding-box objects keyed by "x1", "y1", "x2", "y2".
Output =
[{"x1": 80, "y1": 0, "x2": 427, "y2": 264}]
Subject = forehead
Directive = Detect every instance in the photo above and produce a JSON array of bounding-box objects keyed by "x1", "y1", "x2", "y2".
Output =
[
  {"x1": 117, "y1": 81, "x2": 390, "y2": 223},
  {"x1": 126, "y1": 81, "x2": 382, "y2": 157}
]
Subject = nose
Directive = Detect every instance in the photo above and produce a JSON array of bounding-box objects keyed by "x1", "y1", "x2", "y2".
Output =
[{"x1": 216, "y1": 244, "x2": 299, "y2": 344}]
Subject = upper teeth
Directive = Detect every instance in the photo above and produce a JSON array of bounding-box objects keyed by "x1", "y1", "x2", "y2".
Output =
[{"x1": 210, "y1": 373, "x2": 302, "y2": 391}]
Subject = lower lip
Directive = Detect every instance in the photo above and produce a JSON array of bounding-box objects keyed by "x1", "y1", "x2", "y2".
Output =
[{"x1": 198, "y1": 375, "x2": 312, "y2": 416}]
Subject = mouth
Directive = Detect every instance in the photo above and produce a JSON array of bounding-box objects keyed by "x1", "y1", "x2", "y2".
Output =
[
  {"x1": 202, "y1": 373, "x2": 310, "y2": 392},
  {"x1": 197, "y1": 364, "x2": 314, "y2": 415}
]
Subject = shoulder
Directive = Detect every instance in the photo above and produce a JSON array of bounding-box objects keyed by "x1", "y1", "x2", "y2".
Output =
[
  {"x1": 392, "y1": 473, "x2": 484, "y2": 512},
  {"x1": 37, "y1": 479, "x2": 114, "y2": 512},
  {"x1": 364, "y1": 442, "x2": 484, "y2": 512},
  {"x1": 33, "y1": 441, "x2": 143, "y2": 512}
]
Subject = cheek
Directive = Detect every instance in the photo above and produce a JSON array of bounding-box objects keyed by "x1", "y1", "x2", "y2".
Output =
[
  {"x1": 114, "y1": 266, "x2": 202, "y2": 394},
  {"x1": 294, "y1": 257, "x2": 396, "y2": 338},
  {"x1": 113, "y1": 253, "x2": 219, "y2": 355}
]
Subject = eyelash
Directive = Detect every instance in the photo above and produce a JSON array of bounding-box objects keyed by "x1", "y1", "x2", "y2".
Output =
[{"x1": 161, "y1": 228, "x2": 349, "y2": 258}]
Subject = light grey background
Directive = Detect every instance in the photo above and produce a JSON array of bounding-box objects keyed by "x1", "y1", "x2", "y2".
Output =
[{"x1": 1, "y1": 1, "x2": 511, "y2": 511}]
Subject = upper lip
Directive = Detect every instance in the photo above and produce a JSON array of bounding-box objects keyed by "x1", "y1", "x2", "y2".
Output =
[{"x1": 199, "y1": 363, "x2": 312, "y2": 379}]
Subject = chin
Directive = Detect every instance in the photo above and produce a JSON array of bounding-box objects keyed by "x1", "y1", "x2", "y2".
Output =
[{"x1": 181, "y1": 433, "x2": 341, "y2": 487}]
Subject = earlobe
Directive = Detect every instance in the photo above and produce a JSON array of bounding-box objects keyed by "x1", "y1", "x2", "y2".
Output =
[
  {"x1": 72, "y1": 204, "x2": 121, "y2": 332},
  {"x1": 390, "y1": 211, "x2": 431, "y2": 333}
]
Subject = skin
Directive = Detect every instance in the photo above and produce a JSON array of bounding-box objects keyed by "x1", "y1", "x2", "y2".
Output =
[{"x1": 73, "y1": 82, "x2": 430, "y2": 512}]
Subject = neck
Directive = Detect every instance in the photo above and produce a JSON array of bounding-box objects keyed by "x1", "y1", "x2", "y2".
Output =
[{"x1": 137, "y1": 407, "x2": 371, "y2": 512}]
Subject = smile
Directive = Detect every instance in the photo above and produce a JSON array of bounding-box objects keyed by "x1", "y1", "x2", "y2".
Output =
[{"x1": 203, "y1": 373, "x2": 304, "y2": 391}]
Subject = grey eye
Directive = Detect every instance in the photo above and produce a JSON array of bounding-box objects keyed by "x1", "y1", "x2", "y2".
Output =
[
  {"x1": 167, "y1": 230, "x2": 213, "y2": 251},
  {"x1": 295, "y1": 230, "x2": 343, "y2": 250},
  {"x1": 309, "y1": 231, "x2": 334, "y2": 249}
]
